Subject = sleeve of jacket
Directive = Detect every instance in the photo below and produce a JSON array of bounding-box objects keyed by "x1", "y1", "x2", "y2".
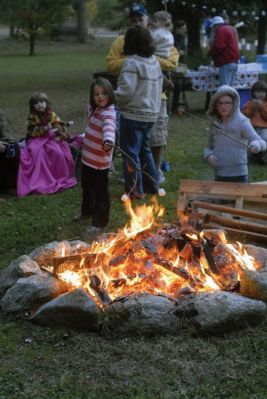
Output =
[
  {"x1": 242, "y1": 101, "x2": 254, "y2": 118},
  {"x1": 26, "y1": 115, "x2": 45, "y2": 138},
  {"x1": 101, "y1": 108, "x2": 116, "y2": 144},
  {"x1": 242, "y1": 119, "x2": 267, "y2": 152},
  {"x1": 157, "y1": 46, "x2": 179, "y2": 72},
  {"x1": 115, "y1": 60, "x2": 138, "y2": 106},
  {"x1": 260, "y1": 101, "x2": 267, "y2": 121},
  {"x1": 203, "y1": 127, "x2": 215, "y2": 159},
  {"x1": 208, "y1": 30, "x2": 226, "y2": 57},
  {"x1": 106, "y1": 35, "x2": 126, "y2": 76},
  {"x1": 0, "y1": 110, "x2": 12, "y2": 139}
]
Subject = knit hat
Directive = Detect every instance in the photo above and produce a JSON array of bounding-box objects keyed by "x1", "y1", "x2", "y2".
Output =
[
  {"x1": 210, "y1": 16, "x2": 224, "y2": 27},
  {"x1": 129, "y1": 3, "x2": 148, "y2": 17}
]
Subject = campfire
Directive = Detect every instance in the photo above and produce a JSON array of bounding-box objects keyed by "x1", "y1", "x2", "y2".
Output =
[
  {"x1": 47, "y1": 198, "x2": 259, "y2": 305},
  {"x1": 1, "y1": 197, "x2": 267, "y2": 336}
]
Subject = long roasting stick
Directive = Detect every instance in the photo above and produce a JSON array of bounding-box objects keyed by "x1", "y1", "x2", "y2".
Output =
[{"x1": 181, "y1": 110, "x2": 251, "y2": 150}]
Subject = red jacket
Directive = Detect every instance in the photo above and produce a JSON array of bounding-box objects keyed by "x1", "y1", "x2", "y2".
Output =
[{"x1": 209, "y1": 24, "x2": 240, "y2": 67}]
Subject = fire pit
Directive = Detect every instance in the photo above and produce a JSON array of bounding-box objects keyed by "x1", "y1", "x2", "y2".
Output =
[{"x1": 0, "y1": 199, "x2": 267, "y2": 336}]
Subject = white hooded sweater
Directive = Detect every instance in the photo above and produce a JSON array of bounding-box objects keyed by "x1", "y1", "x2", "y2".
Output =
[{"x1": 115, "y1": 54, "x2": 163, "y2": 123}]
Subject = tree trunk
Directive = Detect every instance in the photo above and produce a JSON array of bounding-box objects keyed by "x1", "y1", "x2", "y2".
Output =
[
  {"x1": 257, "y1": 13, "x2": 267, "y2": 54},
  {"x1": 187, "y1": 13, "x2": 201, "y2": 52},
  {"x1": 73, "y1": 0, "x2": 88, "y2": 43},
  {"x1": 9, "y1": 24, "x2": 15, "y2": 38},
  {"x1": 29, "y1": 32, "x2": 35, "y2": 56}
]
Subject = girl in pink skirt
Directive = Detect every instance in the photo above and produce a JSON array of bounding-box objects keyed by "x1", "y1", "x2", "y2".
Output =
[{"x1": 17, "y1": 92, "x2": 77, "y2": 196}]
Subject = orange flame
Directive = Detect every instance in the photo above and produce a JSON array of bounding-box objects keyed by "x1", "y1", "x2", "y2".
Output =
[{"x1": 55, "y1": 199, "x2": 258, "y2": 305}]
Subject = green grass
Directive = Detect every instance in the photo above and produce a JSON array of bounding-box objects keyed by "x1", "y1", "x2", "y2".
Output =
[{"x1": 1, "y1": 37, "x2": 267, "y2": 399}]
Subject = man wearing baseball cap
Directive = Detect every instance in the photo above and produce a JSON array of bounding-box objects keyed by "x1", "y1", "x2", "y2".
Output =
[
  {"x1": 208, "y1": 15, "x2": 240, "y2": 86},
  {"x1": 106, "y1": 3, "x2": 178, "y2": 186},
  {"x1": 107, "y1": 3, "x2": 178, "y2": 75}
]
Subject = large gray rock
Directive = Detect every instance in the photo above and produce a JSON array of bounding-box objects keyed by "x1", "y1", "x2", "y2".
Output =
[
  {"x1": 68, "y1": 240, "x2": 90, "y2": 254},
  {"x1": 104, "y1": 293, "x2": 179, "y2": 335},
  {"x1": 0, "y1": 274, "x2": 68, "y2": 318},
  {"x1": 244, "y1": 244, "x2": 267, "y2": 271},
  {"x1": 29, "y1": 241, "x2": 72, "y2": 267},
  {"x1": 174, "y1": 291, "x2": 266, "y2": 335},
  {"x1": 0, "y1": 255, "x2": 41, "y2": 297},
  {"x1": 31, "y1": 288, "x2": 99, "y2": 330},
  {"x1": 240, "y1": 269, "x2": 267, "y2": 302}
]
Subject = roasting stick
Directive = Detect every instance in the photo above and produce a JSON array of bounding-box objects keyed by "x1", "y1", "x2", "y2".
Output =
[
  {"x1": 180, "y1": 110, "x2": 252, "y2": 150},
  {"x1": 108, "y1": 144, "x2": 166, "y2": 199}
]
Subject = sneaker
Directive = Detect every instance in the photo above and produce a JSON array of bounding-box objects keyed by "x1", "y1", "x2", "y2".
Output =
[
  {"x1": 158, "y1": 169, "x2": 166, "y2": 184},
  {"x1": 86, "y1": 226, "x2": 103, "y2": 234}
]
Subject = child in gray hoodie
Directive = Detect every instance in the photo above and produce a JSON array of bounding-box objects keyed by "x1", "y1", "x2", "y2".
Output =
[{"x1": 204, "y1": 85, "x2": 266, "y2": 182}]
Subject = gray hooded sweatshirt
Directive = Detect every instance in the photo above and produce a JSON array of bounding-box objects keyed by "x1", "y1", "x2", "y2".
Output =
[{"x1": 204, "y1": 85, "x2": 266, "y2": 177}]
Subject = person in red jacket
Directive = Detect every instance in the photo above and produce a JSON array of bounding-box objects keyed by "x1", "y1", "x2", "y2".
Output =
[{"x1": 208, "y1": 16, "x2": 240, "y2": 87}]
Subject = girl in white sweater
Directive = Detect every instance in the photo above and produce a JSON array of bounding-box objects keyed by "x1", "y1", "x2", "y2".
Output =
[{"x1": 115, "y1": 26, "x2": 163, "y2": 199}]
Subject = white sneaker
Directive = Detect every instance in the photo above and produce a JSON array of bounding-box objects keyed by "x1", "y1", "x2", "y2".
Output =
[
  {"x1": 158, "y1": 169, "x2": 166, "y2": 184},
  {"x1": 86, "y1": 226, "x2": 102, "y2": 234}
]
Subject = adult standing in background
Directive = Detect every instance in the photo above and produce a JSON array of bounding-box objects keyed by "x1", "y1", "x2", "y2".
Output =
[
  {"x1": 208, "y1": 16, "x2": 240, "y2": 87},
  {"x1": 171, "y1": 19, "x2": 187, "y2": 113},
  {"x1": 173, "y1": 19, "x2": 187, "y2": 64},
  {"x1": 106, "y1": 3, "x2": 179, "y2": 185}
]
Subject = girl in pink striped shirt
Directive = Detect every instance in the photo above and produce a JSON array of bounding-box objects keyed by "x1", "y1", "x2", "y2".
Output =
[{"x1": 79, "y1": 78, "x2": 116, "y2": 231}]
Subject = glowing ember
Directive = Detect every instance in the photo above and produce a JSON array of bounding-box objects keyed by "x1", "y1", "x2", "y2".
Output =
[{"x1": 52, "y1": 199, "x2": 259, "y2": 306}]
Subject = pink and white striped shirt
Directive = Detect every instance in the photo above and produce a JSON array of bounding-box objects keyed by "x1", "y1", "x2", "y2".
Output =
[{"x1": 81, "y1": 105, "x2": 116, "y2": 170}]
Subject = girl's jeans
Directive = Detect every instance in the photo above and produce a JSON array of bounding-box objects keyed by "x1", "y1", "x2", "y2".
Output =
[{"x1": 119, "y1": 115, "x2": 159, "y2": 197}]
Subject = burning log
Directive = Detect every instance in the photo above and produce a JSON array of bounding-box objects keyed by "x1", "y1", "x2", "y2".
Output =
[
  {"x1": 53, "y1": 253, "x2": 105, "y2": 276},
  {"x1": 201, "y1": 236, "x2": 219, "y2": 275},
  {"x1": 89, "y1": 275, "x2": 112, "y2": 305}
]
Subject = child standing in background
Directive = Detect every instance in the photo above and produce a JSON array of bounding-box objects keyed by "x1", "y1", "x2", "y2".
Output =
[
  {"x1": 204, "y1": 85, "x2": 266, "y2": 183},
  {"x1": 242, "y1": 80, "x2": 267, "y2": 164},
  {"x1": 150, "y1": 11, "x2": 174, "y2": 58},
  {"x1": 78, "y1": 78, "x2": 116, "y2": 232},
  {"x1": 115, "y1": 26, "x2": 162, "y2": 199}
]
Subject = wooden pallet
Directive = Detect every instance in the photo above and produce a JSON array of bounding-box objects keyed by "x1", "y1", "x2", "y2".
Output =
[
  {"x1": 177, "y1": 179, "x2": 267, "y2": 244},
  {"x1": 177, "y1": 179, "x2": 267, "y2": 212}
]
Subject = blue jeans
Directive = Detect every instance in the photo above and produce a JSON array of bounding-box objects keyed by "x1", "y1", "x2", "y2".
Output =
[
  {"x1": 120, "y1": 116, "x2": 159, "y2": 197},
  {"x1": 219, "y1": 63, "x2": 238, "y2": 86}
]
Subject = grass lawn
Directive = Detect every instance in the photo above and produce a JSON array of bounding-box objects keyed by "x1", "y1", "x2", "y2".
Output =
[{"x1": 1, "y1": 37, "x2": 267, "y2": 399}]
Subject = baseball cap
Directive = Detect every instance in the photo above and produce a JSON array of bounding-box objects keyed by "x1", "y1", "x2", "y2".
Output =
[
  {"x1": 129, "y1": 3, "x2": 148, "y2": 17},
  {"x1": 210, "y1": 16, "x2": 224, "y2": 27}
]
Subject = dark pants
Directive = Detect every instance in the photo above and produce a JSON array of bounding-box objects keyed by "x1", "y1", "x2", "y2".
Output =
[
  {"x1": 215, "y1": 175, "x2": 248, "y2": 183},
  {"x1": 0, "y1": 142, "x2": 20, "y2": 192},
  {"x1": 81, "y1": 163, "x2": 110, "y2": 228}
]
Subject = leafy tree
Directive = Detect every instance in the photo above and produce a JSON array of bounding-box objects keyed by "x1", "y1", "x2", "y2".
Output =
[{"x1": 0, "y1": 0, "x2": 71, "y2": 55}]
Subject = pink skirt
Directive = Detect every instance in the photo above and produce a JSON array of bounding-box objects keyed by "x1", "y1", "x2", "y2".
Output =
[{"x1": 17, "y1": 133, "x2": 77, "y2": 197}]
